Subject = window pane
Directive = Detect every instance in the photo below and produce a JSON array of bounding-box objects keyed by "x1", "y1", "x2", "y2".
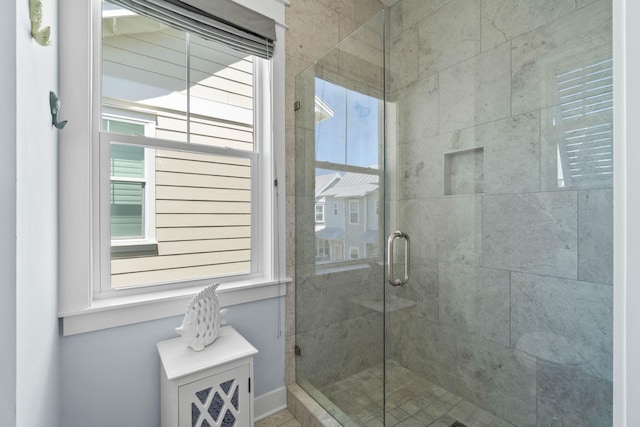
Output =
[
  {"x1": 314, "y1": 168, "x2": 380, "y2": 264},
  {"x1": 346, "y1": 90, "x2": 379, "y2": 167},
  {"x1": 111, "y1": 181, "x2": 144, "y2": 238},
  {"x1": 189, "y1": 33, "x2": 254, "y2": 151},
  {"x1": 111, "y1": 144, "x2": 144, "y2": 178},
  {"x1": 314, "y1": 78, "x2": 379, "y2": 168},
  {"x1": 315, "y1": 79, "x2": 346, "y2": 164},
  {"x1": 102, "y1": 1, "x2": 187, "y2": 139},
  {"x1": 102, "y1": 1, "x2": 254, "y2": 150},
  {"x1": 102, "y1": 119, "x2": 145, "y2": 136},
  {"x1": 110, "y1": 146, "x2": 252, "y2": 289}
]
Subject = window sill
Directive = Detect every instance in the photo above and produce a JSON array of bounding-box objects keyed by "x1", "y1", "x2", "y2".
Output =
[
  {"x1": 110, "y1": 240, "x2": 159, "y2": 258},
  {"x1": 59, "y1": 277, "x2": 291, "y2": 336}
]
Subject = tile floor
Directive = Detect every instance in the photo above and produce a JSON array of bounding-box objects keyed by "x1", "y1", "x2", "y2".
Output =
[
  {"x1": 256, "y1": 409, "x2": 301, "y2": 427},
  {"x1": 268, "y1": 360, "x2": 516, "y2": 426}
]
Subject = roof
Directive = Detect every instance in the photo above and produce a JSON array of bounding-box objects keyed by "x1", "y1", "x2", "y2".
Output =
[
  {"x1": 315, "y1": 172, "x2": 341, "y2": 197},
  {"x1": 319, "y1": 172, "x2": 379, "y2": 198},
  {"x1": 315, "y1": 227, "x2": 345, "y2": 240}
]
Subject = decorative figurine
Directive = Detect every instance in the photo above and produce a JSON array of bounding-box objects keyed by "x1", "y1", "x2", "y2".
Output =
[
  {"x1": 30, "y1": 0, "x2": 52, "y2": 46},
  {"x1": 175, "y1": 283, "x2": 228, "y2": 352}
]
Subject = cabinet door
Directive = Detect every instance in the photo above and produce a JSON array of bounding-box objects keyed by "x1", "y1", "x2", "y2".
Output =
[{"x1": 179, "y1": 364, "x2": 250, "y2": 427}]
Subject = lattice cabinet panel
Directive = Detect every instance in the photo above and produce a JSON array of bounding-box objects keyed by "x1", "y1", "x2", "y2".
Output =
[
  {"x1": 158, "y1": 326, "x2": 258, "y2": 427},
  {"x1": 179, "y1": 365, "x2": 249, "y2": 427}
]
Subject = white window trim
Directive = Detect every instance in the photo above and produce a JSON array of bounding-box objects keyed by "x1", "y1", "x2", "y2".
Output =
[{"x1": 58, "y1": 0, "x2": 287, "y2": 336}]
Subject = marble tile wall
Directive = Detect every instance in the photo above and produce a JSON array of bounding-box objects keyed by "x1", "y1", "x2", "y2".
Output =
[{"x1": 387, "y1": 0, "x2": 613, "y2": 426}]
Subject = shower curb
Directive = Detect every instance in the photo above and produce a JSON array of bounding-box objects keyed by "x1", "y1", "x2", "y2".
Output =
[{"x1": 286, "y1": 383, "x2": 341, "y2": 427}]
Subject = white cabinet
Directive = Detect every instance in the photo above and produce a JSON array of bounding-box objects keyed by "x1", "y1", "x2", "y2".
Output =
[{"x1": 157, "y1": 326, "x2": 259, "y2": 427}]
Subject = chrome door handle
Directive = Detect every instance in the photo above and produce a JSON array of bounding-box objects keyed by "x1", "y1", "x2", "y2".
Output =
[{"x1": 387, "y1": 231, "x2": 410, "y2": 286}]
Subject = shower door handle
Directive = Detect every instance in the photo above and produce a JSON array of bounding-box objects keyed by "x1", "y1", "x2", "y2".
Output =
[{"x1": 387, "y1": 231, "x2": 410, "y2": 286}]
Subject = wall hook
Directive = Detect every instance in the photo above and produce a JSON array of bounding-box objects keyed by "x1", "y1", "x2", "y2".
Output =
[
  {"x1": 50, "y1": 91, "x2": 68, "y2": 129},
  {"x1": 30, "y1": 0, "x2": 52, "y2": 46}
]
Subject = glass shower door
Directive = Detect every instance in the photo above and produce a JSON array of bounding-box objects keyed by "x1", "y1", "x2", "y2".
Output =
[
  {"x1": 384, "y1": 1, "x2": 613, "y2": 426},
  {"x1": 294, "y1": 11, "x2": 388, "y2": 426}
]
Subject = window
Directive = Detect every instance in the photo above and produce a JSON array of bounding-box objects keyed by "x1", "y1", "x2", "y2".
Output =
[
  {"x1": 316, "y1": 240, "x2": 330, "y2": 260},
  {"x1": 99, "y1": 1, "x2": 261, "y2": 293},
  {"x1": 58, "y1": 0, "x2": 285, "y2": 335},
  {"x1": 311, "y1": 77, "x2": 381, "y2": 268},
  {"x1": 315, "y1": 204, "x2": 325, "y2": 223},
  {"x1": 104, "y1": 116, "x2": 158, "y2": 254},
  {"x1": 349, "y1": 199, "x2": 360, "y2": 224}
]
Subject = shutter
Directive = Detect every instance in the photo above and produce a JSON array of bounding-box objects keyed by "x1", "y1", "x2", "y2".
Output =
[{"x1": 555, "y1": 57, "x2": 613, "y2": 187}]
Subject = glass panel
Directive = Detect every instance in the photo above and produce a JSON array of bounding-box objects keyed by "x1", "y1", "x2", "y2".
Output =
[
  {"x1": 189, "y1": 32, "x2": 254, "y2": 151},
  {"x1": 294, "y1": 10, "x2": 385, "y2": 426},
  {"x1": 102, "y1": 119, "x2": 145, "y2": 136},
  {"x1": 315, "y1": 78, "x2": 380, "y2": 168},
  {"x1": 294, "y1": 1, "x2": 613, "y2": 426},
  {"x1": 101, "y1": 1, "x2": 254, "y2": 149},
  {"x1": 386, "y1": 1, "x2": 613, "y2": 426},
  {"x1": 109, "y1": 145, "x2": 252, "y2": 289},
  {"x1": 110, "y1": 181, "x2": 143, "y2": 239},
  {"x1": 110, "y1": 143, "x2": 145, "y2": 240},
  {"x1": 102, "y1": 0, "x2": 187, "y2": 140},
  {"x1": 111, "y1": 144, "x2": 144, "y2": 178}
]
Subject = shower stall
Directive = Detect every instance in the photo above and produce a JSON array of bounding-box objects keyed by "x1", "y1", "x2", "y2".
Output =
[{"x1": 294, "y1": 1, "x2": 613, "y2": 425}]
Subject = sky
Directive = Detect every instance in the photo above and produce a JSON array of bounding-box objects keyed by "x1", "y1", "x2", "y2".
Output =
[{"x1": 314, "y1": 78, "x2": 380, "y2": 173}]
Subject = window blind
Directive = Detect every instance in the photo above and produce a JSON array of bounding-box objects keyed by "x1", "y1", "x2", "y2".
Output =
[{"x1": 107, "y1": 0, "x2": 275, "y2": 58}]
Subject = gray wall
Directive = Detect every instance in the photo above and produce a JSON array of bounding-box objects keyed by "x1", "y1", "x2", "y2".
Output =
[
  {"x1": 387, "y1": 0, "x2": 613, "y2": 426},
  {"x1": 61, "y1": 297, "x2": 285, "y2": 427},
  {"x1": 0, "y1": 0, "x2": 17, "y2": 423},
  {"x1": 14, "y1": 0, "x2": 62, "y2": 425}
]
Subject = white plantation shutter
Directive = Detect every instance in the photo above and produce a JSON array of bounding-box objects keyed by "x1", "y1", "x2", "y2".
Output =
[{"x1": 554, "y1": 57, "x2": 613, "y2": 187}]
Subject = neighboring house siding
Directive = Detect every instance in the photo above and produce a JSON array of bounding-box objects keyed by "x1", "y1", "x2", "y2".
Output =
[{"x1": 111, "y1": 150, "x2": 252, "y2": 287}]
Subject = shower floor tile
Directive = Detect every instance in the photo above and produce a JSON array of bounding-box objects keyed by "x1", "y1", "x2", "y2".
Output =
[{"x1": 316, "y1": 360, "x2": 516, "y2": 427}]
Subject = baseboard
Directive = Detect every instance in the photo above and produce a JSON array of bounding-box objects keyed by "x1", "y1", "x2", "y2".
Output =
[{"x1": 254, "y1": 386, "x2": 287, "y2": 421}]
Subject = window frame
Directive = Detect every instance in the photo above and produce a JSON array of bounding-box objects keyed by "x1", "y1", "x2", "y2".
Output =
[{"x1": 58, "y1": 0, "x2": 287, "y2": 335}]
